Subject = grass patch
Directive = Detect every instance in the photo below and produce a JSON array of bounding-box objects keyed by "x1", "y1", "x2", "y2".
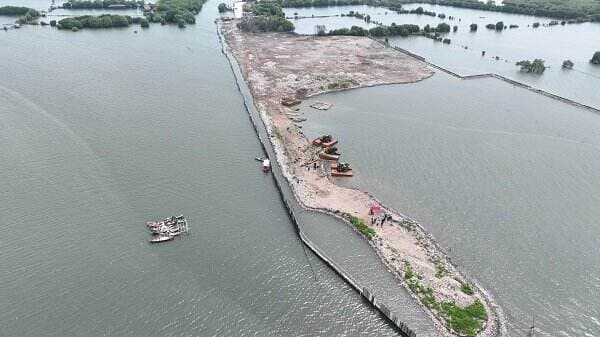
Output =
[
  {"x1": 408, "y1": 278, "x2": 439, "y2": 309},
  {"x1": 403, "y1": 261, "x2": 486, "y2": 336},
  {"x1": 327, "y1": 78, "x2": 359, "y2": 90},
  {"x1": 430, "y1": 257, "x2": 449, "y2": 278},
  {"x1": 393, "y1": 218, "x2": 416, "y2": 232},
  {"x1": 403, "y1": 261, "x2": 414, "y2": 279},
  {"x1": 461, "y1": 282, "x2": 474, "y2": 295},
  {"x1": 348, "y1": 216, "x2": 376, "y2": 240},
  {"x1": 440, "y1": 300, "x2": 488, "y2": 337}
]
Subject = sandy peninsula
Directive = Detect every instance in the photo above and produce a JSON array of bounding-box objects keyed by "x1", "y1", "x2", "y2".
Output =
[{"x1": 220, "y1": 20, "x2": 503, "y2": 337}]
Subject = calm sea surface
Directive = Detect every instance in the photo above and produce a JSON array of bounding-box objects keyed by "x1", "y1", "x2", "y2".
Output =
[
  {"x1": 300, "y1": 73, "x2": 600, "y2": 337},
  {"x1": 288, "y1": 3, "x2": 600, "y2": 109},
  {"x1": 0, "y1": 1, "x2": 436, "y2": 336}
]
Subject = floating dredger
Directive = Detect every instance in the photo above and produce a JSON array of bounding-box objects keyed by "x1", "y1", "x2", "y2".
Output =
[{"x1": 146, "y1": 215, "x2": 189, "y2": 243}]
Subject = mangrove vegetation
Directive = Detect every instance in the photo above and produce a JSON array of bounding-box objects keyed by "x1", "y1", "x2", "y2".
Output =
[
  {"x1": 0, "y1": 6, "x2": 41, "y2": 24},
  {"x1": 57, "y1": 14, "x2": 148, "y2": 30},
  {"x1": 218, "y1": 3, "x2": 232, "y2": 12},
  {"x1": 516, "y1": 59, "x2": 547, "y2": 74},
  {"x1": 281, "y1": 0, "x2": 600, "y2": 22},
  {"x1": 239, "y1": 0, "x2": 294, "y2": 32},
  {"x1": 145, "y1": 0, "x2": 206, "y2": 26},
  {"x1": 0, "y1": 6, "x2": 33, "y2": 15},
  {"x1": 562, "y1": 60, "x2": 574, "y2": 69},
  {"x1": 63, "y1": 0, "x2": 141, "y2": 9},
  {"x1": 16, "y1": 8, "x2": 41, "y2": 25},
  {"x1": 591, "y1": 51, "x2": 600, "y2": 65}
]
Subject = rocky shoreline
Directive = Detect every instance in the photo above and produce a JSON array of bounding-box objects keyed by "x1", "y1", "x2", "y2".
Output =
[{"x1": 219, "y1": 19, "x2": 504, "y2": 337}]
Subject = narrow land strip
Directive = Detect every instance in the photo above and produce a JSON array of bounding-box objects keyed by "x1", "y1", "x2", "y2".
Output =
[{"x1": 220, "y1": 20, "x2": 503, "y2": 337}]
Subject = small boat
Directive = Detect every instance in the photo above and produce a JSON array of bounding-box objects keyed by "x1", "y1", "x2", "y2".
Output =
[
  {"x1": 319, "y1": 147, "x2": 340, "y2": 161},
  {"x1": 312, "y1": 135, "x2": 338, "y2": 148},
  {"x1": 150, "y1": 235, "x2": 174, "y2": 243},
  {"x1": 281, "y1": 96, "x2": 300, "y2": 107},
  {"x1": 255, "y1": 157, "x2": 264, "y2": 162},
  {"x1": 319, "y1": 152, "x2": 340, "y2": 160},
  {"x1": 262, "y1": 159, "x2": 271, "y2": 172}
]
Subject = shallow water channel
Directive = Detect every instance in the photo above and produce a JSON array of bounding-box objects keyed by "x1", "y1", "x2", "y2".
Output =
[
  {"x1": 288, "y1": 3, "x2": 600, "y2": 110},
  {"x1": 299, "y1": 72, "x2": 600, "y2": 337}
]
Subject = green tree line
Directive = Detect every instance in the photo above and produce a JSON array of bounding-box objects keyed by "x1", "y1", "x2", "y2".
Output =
[
  {"x1": 145, "y1": 0, "x2": 206, "y2": 27},
  {"x1": 516, "y1": 59, "x2": 547, "y2": 73},
  {"x1": 63, "y1": 0, "x2": 141, "y2": 9},
  {"x1": 239, "y1": 0, "x2": 294, "y2": 32},
  {"x1": 0, "y1": 6, "x2": 34, "y2": 15},
  {"x1": 281, "y1": 0, "x2": 600, "y2": 22},
  {"x1": 0, "y1": 6, "x2": 40, "y2": 24},
  {"x1": 57, "y1": 14, "x2": 149, "y2": 30}
]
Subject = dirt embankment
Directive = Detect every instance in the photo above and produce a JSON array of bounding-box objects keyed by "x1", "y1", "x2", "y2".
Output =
[{"x1": 220, "y1": 20, "x2": 502, "y2": 337}]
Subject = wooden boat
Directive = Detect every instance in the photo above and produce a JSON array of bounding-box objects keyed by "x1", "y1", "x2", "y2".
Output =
[
  {"x1": 318, "y1": 151, "x2": 340, "y2": 161},
  {"x1": 312, "y1": 136, "x2": 338, "y2": 148}
]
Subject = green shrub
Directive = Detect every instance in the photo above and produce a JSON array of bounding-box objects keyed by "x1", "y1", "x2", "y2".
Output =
[
  {"x1": 516, "y1": 59, "x2": 546, "y2": 73},
  {"x1": 327, "y1": 79, "x2": 359, "y2": 89},
  {"x1": 460, "y1": 282, "x2": 474, "y2": 295},
  {"x1": 591, "y1": 51, "x2": 600, "y2": 64},
  {"x1": 348, "y1": 216, "x2": 375, "y2": 240},
  {"x1": 436, "y1": 22, "x2": 450, "y2": 32},
  {"x1": 16, "y1": 8, "x2": 41, "y2": 24},
  {"x1": 440, "y1": 301, "x2": 487, "y2": 337},
  {"x1": 240, "y1": 0, "x2": 294, "y2": 32},
  {"x1": 0, "y1": 6, "x2": 32, "y2": 16},
  {"x1": 403, "y1": 261, "x2": 414, "y2": 279},
  {"x1": 58, "y1": 18, "x2": 83, "y2": 30}
]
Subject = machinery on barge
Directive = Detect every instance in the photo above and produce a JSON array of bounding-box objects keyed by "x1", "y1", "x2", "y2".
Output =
[{"x1": 146, "y1": 215, "x2": 189, "y2": 243}]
